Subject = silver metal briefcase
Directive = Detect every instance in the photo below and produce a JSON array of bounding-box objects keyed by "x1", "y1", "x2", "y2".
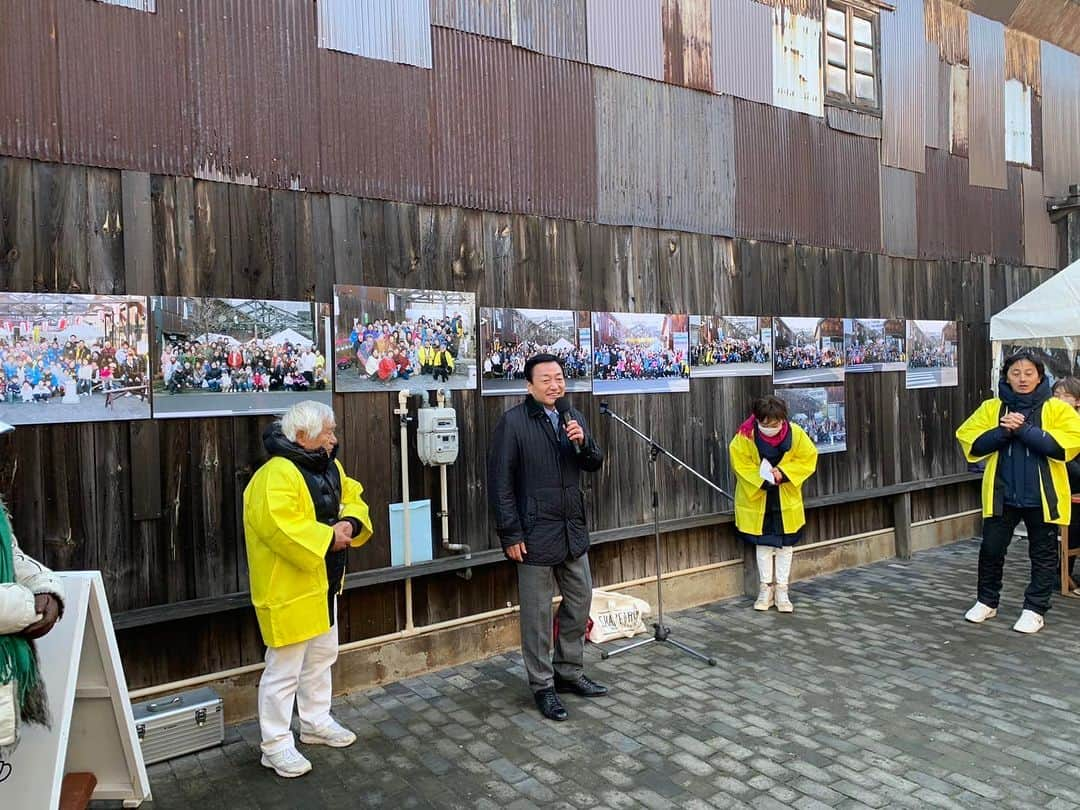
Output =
[{"x1": 131, "y1": 687, "x2": 225, "y2": 765}]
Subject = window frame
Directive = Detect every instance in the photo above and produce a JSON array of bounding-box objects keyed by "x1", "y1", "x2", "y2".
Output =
[{"x1": 824, "y1": 1, "x2": 883, "y2": 117}]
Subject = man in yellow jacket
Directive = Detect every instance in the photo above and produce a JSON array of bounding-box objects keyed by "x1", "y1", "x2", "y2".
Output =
[{"x1": 244, "y1": 400, "x2": 372, "y2": 778}]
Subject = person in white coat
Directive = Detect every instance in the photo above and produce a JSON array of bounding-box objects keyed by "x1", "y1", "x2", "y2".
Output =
[{"x1": 0, "y1": 511, "x2": 64, "y2": 760}]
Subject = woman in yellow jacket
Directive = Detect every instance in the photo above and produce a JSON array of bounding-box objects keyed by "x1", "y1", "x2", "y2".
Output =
[
  {"x1": 244, "y1": 400, "x2": 372, "y2": 778},
  {"x1": 956, "y1": 352, "x2": 1080, "y2": 634},
  {"x1": 729, "y1": 395, "x2": 818, "y2": 613}
]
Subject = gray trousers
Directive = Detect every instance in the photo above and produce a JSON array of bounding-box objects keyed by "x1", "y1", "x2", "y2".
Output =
[{"x1": 516, "y1": 553, "x2": 593, "y2": 693}]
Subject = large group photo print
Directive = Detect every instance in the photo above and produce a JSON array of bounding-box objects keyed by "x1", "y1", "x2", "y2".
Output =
[
  {"x1": 689, "y1": 315, "x2": 772, "y2": 378},
  {"x1": 151, "y1": 297, "x2": 331, "y2": 419},
  {"x1": 334, "y1": 286, "x2": 477, "y2": 393},
  {"x1": 779, "y1": 385, "x2": 847, "y2": 454},
  {"x1": 772, "y1": 317, "x2": 846, "y2": 385},
  {"x1": 479, "y1": 308, "x2": 592, "y2": 396},
  {"x1": 591, "y1": 312, "x2": 690, "y2": 395},
  {"x1": 906, "y1": 320, "x2": 959, "y2": 389},
  {"x1": 0, "y1": 293, "x2": 151, "y2": 426},
  {"x1": 844, "y1": 318, "x2": 908, "y2": 373}
]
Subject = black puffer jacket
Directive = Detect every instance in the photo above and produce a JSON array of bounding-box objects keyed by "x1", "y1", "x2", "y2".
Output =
[
  {"x1": 263, "y1": 422, "x2": 361, "y2": 624},
  {"x1": 487, "y1": 397, "x2": 603, "y2": 566}
]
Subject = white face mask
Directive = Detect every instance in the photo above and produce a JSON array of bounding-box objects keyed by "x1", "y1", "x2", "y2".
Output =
[{"x1": 758, "y1": 422, "x2": 782, "y2": 437}]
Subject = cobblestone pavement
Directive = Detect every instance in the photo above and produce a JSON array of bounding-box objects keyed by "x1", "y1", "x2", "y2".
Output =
[{"x1": 136, "y1": 539, "x2": 1080, "y2": 809}]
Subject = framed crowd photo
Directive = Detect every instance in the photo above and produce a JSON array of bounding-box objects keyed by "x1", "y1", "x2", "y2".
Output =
[
  {"x1": 689, "y1": 315, "x2": 772, "y2": 378},
  {"x1": 591, "y1": 312, "x2": 690, "y2": 395},
  {"x1": 479, "y1": 308, "x2": 592, "y2": 396},
  {"x1": 906, "y1": 320, "x2": 959, "y2": 389},
  {"x1": 0, "y1": 293, "x2": 151, "y2": 426},
  {"x1": 844, "y1": 318, "x2": 907, "y2": 373},
  {"x1": 333, "y1": 286, "x2": 477, "y2": 393},
  {"x1": 778, "y1": 385, "x2": 847, "y2": 454},
  {"x1": 150, "y1": 297, "x2": 331, "y2": 419},
  {"x1": 772, "y1": 316, "x2": 845, "y2": 385}
]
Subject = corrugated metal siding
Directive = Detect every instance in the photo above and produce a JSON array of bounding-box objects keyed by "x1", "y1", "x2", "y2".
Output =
[
  {"x1": 0, "y1": 1, "x2": 61, "y2": 161},
  {"x1": 508, "y1": 46, "x2": 597, "y2": 220},
  {"x1": 924, "y1": 0, "x2": 969, "y2": 65},
  {"x1": 1004, "y1": 79, "x2": 1032, "y2": 165},
  {"x1": 826, "y1": 107, "x2": 881, "y2": 139},
  {"x1": 595, "y1": 69, "x2": 662, "y2": 228},
  {"x1": 733, "y1": 99, "x2": 880, "y2": 251},
  {"x1": 56, "y1": 0, "x2": 190, "y2": 175},
  {"x1": 430, "y1": 28, "x2": 513, "y2": 212},
  {"x1": 658, "y1": 87, "x2": 734, "y2": 234},
  {"x1": 950, "y1": 63, "x2": 970, "y2": 156},
  {"x1": 510, "y1": 0, "x2": 588, "y2": 61},
  {"x1": 318, "y1": 53, "x2": 433, "y2": 203},
  {"x1": 430, "y1": 0, "x2": 511, "y2": 39},
  {"x1": 711, "y1": 0, "x2": 771, "y2": 104},
  {"x1": 771, "y1": 9, "x2": 823, "y2": 117},
  {"x1": 95, "y1": 0, "x2": 156, "y2": 10},
  {"x1": 967, "y1": 14, "x2": 1007, "y2": 189},
  {"x1": 188, "y1": 0, "x2": 320, "y2": 189},
  {"x1": 317, "y1": 0, "x2": 433, "y2": 69},
  {"x1": 1040, "y1": 42, "x2": 1080, "y2": 200},
  {"x1": 881, "y1": 166, "x2": 919, "y2": 258},
  {"x1": 662, "y1": 0, "x2": 713, "y2": 92},
  {"x1": 1008, "y1": 0, "x2": 1080, "y2": 56},
  {"x1": 1022, "y1": 167, "x2": 1058, "y2": 269},
  {"x1": 587, "y1": 0, "x2": 664, "y2": 80},
  {"x1": 881, "y1": 0, "x2": 926, "y2": 173},
  {"x1": 925, "y1": 44, "x2": 945, "y2": 149}
]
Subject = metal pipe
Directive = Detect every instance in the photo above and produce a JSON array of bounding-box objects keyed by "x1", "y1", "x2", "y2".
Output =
[
  {"x1": 439, "y1": 463, "x2": 470, "y2": 557},
  {"x1": 395, "y1": 389, "x2": 414, "y2": 632}
]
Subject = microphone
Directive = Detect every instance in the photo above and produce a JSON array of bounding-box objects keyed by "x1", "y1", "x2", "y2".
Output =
[{"x1": 554, "y1": 396, "x2": 582, "y2": 455}]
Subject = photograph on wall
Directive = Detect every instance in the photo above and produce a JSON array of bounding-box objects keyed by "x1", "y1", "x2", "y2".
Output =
[
  {"x1": 772, "y1": 316, "x2": 845, "y2": 385},
  {"x1": 0, "y1": 294, "x2": 151, "y2": 426},
  {"x1": 689, "y1": 316, "x2": 772, "y2": 378},
  {"x1": 906, "y1": 320, "x2": 959, "y2": 389},
  {"x1": 591, "y1": 312, "x2": 690, "y2": 395},
  {"x1": 334, "y1": 286, "x2": 477, "y2": 393},
  {"x1": 778, "y1": 385, "x2": 847, "y2": 454},
  {"x1": 479, "y1": 308, "x2": 592, "y2": 396},
  {"x1": 151, "y1": 297, "x2": 330, "y2": 418},
  {"x1": 844, "y1": 318, "x2": 907, "y2": 373}
]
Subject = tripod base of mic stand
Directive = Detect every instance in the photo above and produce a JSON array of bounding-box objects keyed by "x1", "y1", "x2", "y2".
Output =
[{"x1": 600, "y1": 622, "x2": 717, "y2": 666}]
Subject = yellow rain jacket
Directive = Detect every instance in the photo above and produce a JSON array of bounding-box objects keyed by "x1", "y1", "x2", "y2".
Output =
[
  {"x1": 956, "y1": 396, "x2": 1080, "y2": 524},
  {"x1": 244, "y1": 456, "x2": 372, "y2": 648},
  {"x1": 729, "y1": 423, "x2": 818, "y2": 535}
]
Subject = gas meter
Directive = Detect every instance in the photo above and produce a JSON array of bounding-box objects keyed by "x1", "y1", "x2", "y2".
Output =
[{"x1": 416, "y1": 406, "x2": 459, "y2": 465}]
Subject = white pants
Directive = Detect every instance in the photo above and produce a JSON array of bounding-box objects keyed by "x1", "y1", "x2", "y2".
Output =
[
  {"x1": 756, "y1": 546, "x2": 794, "y2": 586},
  {"x1": 257, "y1": 610, "x2": 338, "y2": 755}
]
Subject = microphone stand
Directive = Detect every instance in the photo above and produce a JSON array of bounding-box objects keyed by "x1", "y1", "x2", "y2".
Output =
[{"x1": 597, "y1": 401, "x2": 734, "y2": 666}]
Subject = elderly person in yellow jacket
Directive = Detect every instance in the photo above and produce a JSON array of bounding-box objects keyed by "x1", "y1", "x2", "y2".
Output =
[
  {"x1": 729, "y1": 396, "x2": 818, "y2": 613},
  {"x1": 244, "y1": 400, "x2": 372, "y2": 778},
  {"x1": 956, "y1": 351, "x2": 1080, "y2": 634}
]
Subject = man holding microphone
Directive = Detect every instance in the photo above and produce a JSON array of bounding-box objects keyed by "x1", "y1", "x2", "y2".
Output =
[{"x1": 487, "y1": 353, "x2": 608, "y2": 721}]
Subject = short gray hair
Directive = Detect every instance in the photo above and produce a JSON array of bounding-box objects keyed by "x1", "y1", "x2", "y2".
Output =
[{"x1": 281, "y1": 400, "x2": 335, "y2": 443}]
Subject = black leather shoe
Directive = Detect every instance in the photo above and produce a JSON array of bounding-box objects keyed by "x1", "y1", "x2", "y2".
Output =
[
  {"x1": 554, "y1": 674, "x2": 609, "y2": 697},
  {"x1": 533, "y1": 687, "x2": 568, "y2": 721}
]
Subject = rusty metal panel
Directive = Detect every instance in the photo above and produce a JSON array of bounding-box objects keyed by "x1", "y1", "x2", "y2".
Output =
[
  {"x1": 1004, "y1": 79, "x2": 1032, "y2": 165},
  {"x1": 711, "y1": 0, "x2": 771, "y2": 104},
  {"x1": 0, "y1": 1, "x2": 61, "y2": 161},
  {"x1": 431, "y1": 28, "x2": 513, "y2": 212},
  {"x1": 595, "y1": 69, "x2": 662, "y2": 228},
  {"x1": 94, "y1": 0, "x2": 155, "y2": 9},
  {"x1": 658, "y1": 87, "x2": 734, "y2": 234},
  {"x1": 826, "y1": 107, "x2": 881, "y2": 139},
  {"x1": 733, "y1": 99, "x2": 880, "y2": 251},
  {"x1": 586, "y1": 0, "x2": 664, "y2": 80},
  {"x1": 510, "y1": 0, "x2": 587, "y2": 61},
  {"x1": 508, "y1": 46, "x2": 596, "y2": 220},
  {"x1": 1040, "y1": 42, "x2": 1080, "y2": 200},
  {"x1": 56, "y1": 0, "x2": 190, "y2": 175},
  {"x1": 950, "y1": 63, "x2": 970, "y2": 156},
  {"x1": 967, "y1": 14, "x2": 1006, "y2": 189},
  {"x1": 1022, "y1": 167, "x2": 1058, "y2": 268},
  {"x1": 317, "y1": 0, "x2": 433, "y2": 69},
  {"x1": 881, "y1": 166, "x2": 919, "y2": 258},
  {"x1": 924, "y1": 44, "x2": 944, "y2": 149},
  {"x1": 188, "y1": 0, "x2": 320, "y2": 189},
  {"x1": 990, "y1": 165, "x2": 1024, "y2": 263},
  {"x1": 430, "y1": 0, "x2": 511, "y2": 39},
  {"x1": 924, "y1": 0, "x2": 969, "y2": 65},
  {"x1": 771, "y1": 8, "x2": 823, "y2": 117},
  {"x1": 662, "y1": 0, "x2": 713, "y2": 91},
  {"x1": 1007, "y1": 0, "x2": 1080, "y2": 56},
  {"x1": 319, "y1": 53, "x2": 433, "y2": 203},
  {"x1": 881, "y1": 0, "x2": 926, "y2": 173}
]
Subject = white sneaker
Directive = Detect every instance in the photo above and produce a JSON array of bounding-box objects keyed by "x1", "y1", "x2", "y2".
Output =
[
  {"x1": 964, "y1": 601, "x2": 997, "y2": 623},
  {"x1": 260, "y1": 747, "x2": 312, "y2": 778},
  {"x1": 753, "y1": 584, "x2": 774, "y2": 611},
  {"x1": 299, "y1": 717, "x2": 357, "y2": 748},
  {"x1": 1012, "y1": 609, "x2": 1045, "y2": 634},
  {"x1": 775, "y1": 586, "x2": 793, "y2": 613}
]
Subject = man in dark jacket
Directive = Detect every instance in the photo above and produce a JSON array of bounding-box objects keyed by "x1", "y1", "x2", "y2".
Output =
[{"x1": 487, "y1": 353, "x2": 607, "y2": 721}]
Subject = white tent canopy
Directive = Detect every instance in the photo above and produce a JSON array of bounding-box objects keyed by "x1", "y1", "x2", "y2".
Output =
[
  {"x1": 549, "y1": 337, "x2": 575, "y2": 352},
  {"x1": 268, "y1": 328, "x2": 314, "y2": 348},
  {"x1": 990, "y1": 258, "x2": 1079, "y2": 344}
]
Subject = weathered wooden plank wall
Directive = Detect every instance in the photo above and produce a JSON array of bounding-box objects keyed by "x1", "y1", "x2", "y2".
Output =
[{"x1": 0, "y1": 155, "x2": 1052, "y2": 687}]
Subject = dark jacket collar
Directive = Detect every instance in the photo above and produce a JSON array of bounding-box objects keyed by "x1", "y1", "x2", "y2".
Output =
[
  {"x1": 262, "y1": 421, "x2": 338, "y2": 473},
  {"x1": 524, "y1": 395, "x2": 553, "y2": 418}
]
